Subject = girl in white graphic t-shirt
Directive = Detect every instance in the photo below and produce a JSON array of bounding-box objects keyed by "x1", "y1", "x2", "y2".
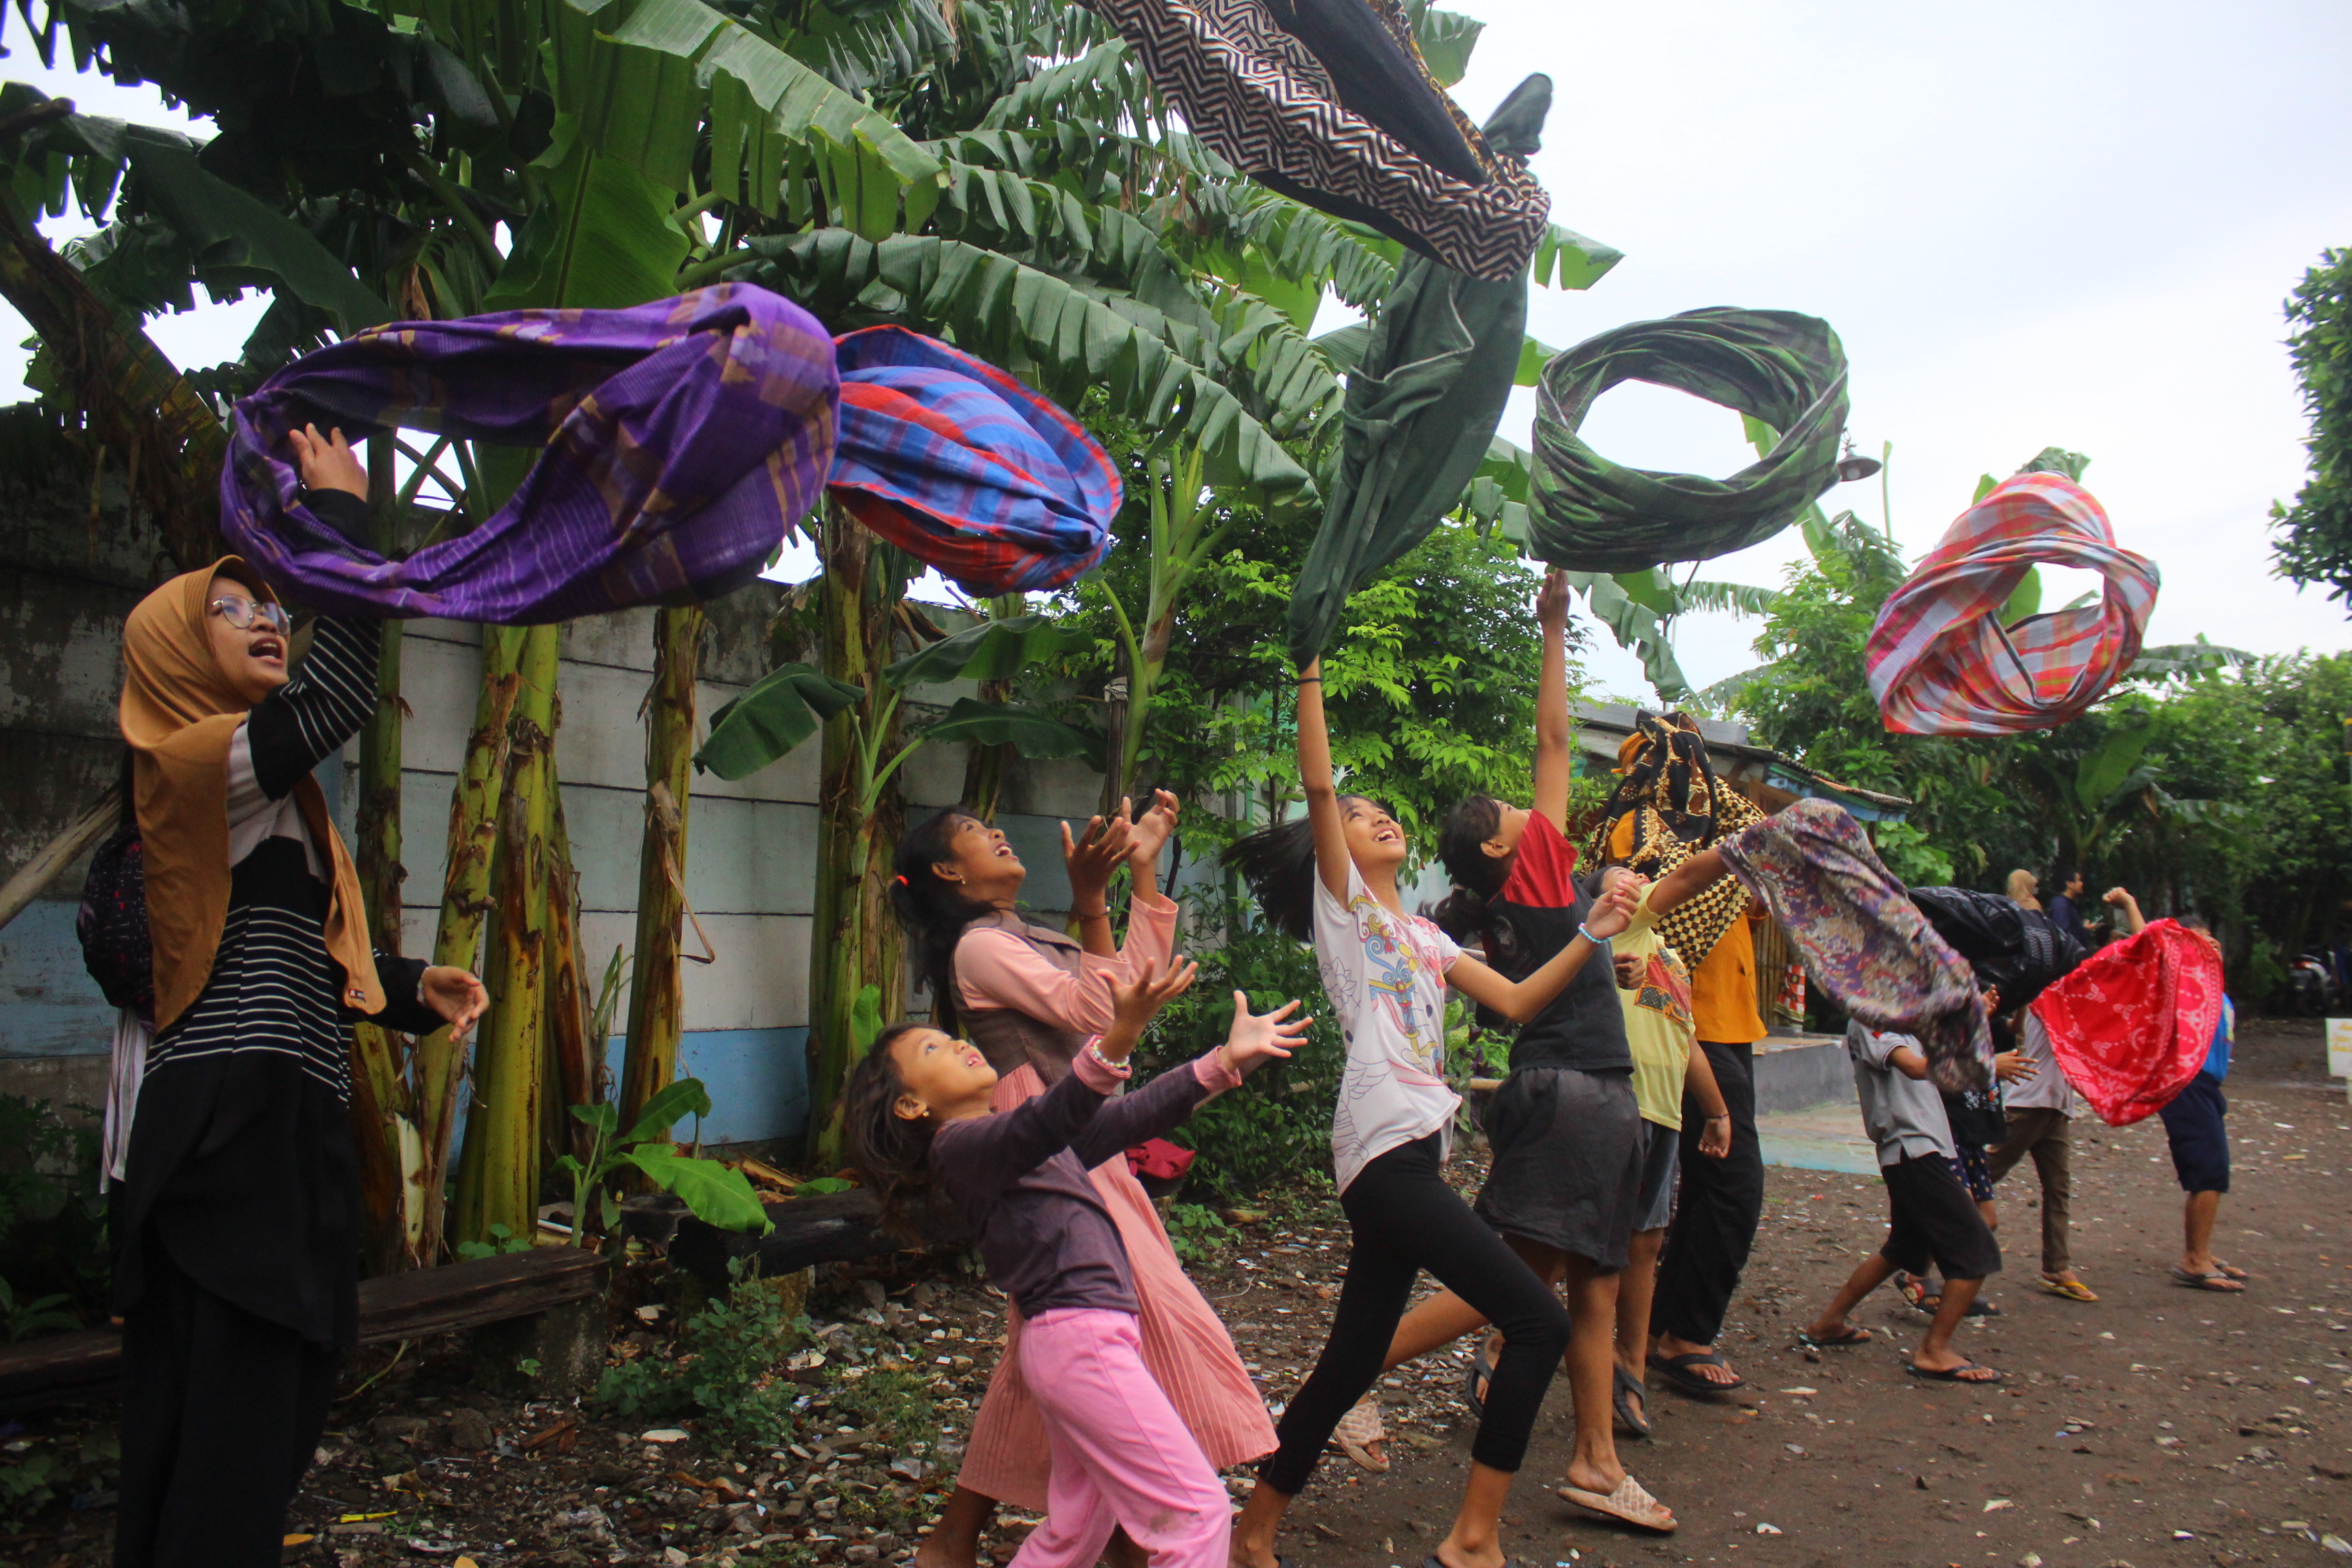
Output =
[{"x1": 1220, "y1": 657, "x2": 1637, "y2": 1568}]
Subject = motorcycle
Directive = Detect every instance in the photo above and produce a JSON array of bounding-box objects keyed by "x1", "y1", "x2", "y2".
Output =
[{"x1": 2283, "y1": 951, "x2": 2340, "y2": 1017}]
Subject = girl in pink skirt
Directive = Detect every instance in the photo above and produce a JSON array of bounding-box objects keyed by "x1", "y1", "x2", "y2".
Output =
[{"x1": 892, "y1": 792, "x2": 1276, "y2": 1567}]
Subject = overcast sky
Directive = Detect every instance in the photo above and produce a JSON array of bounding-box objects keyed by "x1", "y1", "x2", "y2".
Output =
[{"x1": 5, "y1": 1, "x2": 2348, "y2": 703}]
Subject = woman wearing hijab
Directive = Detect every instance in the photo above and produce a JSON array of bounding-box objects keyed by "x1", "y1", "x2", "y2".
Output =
[
  {"x1": 891, "y1": 791, "x2": 1273, "y2": 1568},
  {"x1": 114, "y1": 426, "x2": 487, "y2": 1568}
]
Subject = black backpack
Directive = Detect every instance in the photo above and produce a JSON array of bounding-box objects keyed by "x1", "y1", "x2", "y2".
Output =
[{"x1": 77, "y1": 822, "x2": 153, "y2": 1015}]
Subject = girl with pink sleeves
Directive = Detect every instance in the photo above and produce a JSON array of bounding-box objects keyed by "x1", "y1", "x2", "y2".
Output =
[{"x1": 890, "y1": 792, "x2": 1275, "y2": 1568}]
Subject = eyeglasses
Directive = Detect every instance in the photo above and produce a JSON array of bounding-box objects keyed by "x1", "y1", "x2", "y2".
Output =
[{"x1": 208, "y1": 595, "x2": 292, "y2": 635}]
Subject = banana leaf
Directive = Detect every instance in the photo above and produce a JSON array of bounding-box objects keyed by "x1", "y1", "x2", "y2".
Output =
[
  {"x1": 696, "y1": 664, "x2": 863, "y2": 780},
  {"x1": 883, "y1": 613, "x2": 1086, "y2": 687},
  {"x1": 921, "y1": 698, "x2": 1096, "y2": 761}
]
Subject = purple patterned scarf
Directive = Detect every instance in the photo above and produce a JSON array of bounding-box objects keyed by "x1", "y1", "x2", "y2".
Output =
[
  {"x1": 1714, "y1": 798, "x2": 1992, "y2": 1092},
  {"x1": 220, "y1": 287, "x2": 1117, "y2": 619}
]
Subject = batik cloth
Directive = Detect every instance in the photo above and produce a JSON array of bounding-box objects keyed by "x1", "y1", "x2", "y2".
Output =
[
  {"x1": 1283, "y1": 74, "x2": 1545, "y2": 666},
  {"x1": 1595, "y1": 713, "x2": 1765, "y2": 967},
  {"x1": 222, "y1": 285, "x2": 840, "y2": 623},
  {"x1": 828, "y1": 327, "x2": 1117, "y2": 595},
  {"x1": 222, "y1": 291, "x2": 1119, "y2": 619},
  {"x1": 1714, "y1": 799, "x2": 1991, "y2": 1092},
  {"x1": 1529, "y1": 308, "x2": 1849, "y2": 573},
  {"x1": 1084, "y1": 0, "x2": 1551, "y2": 280},
  {"x1": 2027, "y1": 919, "x2": 2225, "y2": 1128},
  {"x1": 1866, "y1": 472, "x2": 2158, "y2": 736}
]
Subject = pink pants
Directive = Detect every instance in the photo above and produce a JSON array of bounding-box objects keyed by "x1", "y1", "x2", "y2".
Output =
[{"x1": 1009, "y1": 1308, "x2": 1231, "y2": 1568}]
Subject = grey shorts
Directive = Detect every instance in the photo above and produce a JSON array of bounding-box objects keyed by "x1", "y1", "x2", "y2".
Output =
[
  {"x1": 1632, "y1": 1117, "x2": 1681, "y2": 1232},
  {"x1": 1474, "y1": 1064, "x2": 1644, "y2": 1271}
]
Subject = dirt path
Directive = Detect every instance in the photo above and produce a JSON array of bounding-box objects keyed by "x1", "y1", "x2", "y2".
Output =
[
  {"x1": 3, "y1": 1021, "x2": 2346, "y2": 1568},
  {"x1": 1196, "y1": 1017, "x2": 2352, "y2": 1568}
]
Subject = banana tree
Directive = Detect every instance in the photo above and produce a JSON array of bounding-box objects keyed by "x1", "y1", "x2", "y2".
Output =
[{"x1": 696, "y1": 588, "x2": 1093, "y2": 1162}]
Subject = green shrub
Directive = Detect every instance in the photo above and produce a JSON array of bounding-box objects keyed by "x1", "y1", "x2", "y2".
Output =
[
  {"x1": 1162, "y1": 1203, "x2": 1228, "y2": 1264},
  {"x1": 0, "y1": 1095, "x2": 106, "y2": 1322},
  {"x1": 595, "y1": 1264, "x2": 806, "y2": 1455},
  {"x1": 1145, "y1": 897, "x2": 1346, "y2": 1200}
]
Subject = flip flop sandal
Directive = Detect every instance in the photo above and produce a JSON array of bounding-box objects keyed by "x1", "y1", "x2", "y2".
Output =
[
  {"x1": 1463, "y1": 1344, "x2": 1495, "y2": 1421},
  {"x1": 1906, "y1": 1359, "x2": 2002, "y2": 1384},
  {"x1": 2212, "y1": 1259, "x2": 2251, "y2": 1280},
  {"x1": 1332, "y1": 1396, "x2": 1389, "y2": 1472},
  {"x1": 2170, "y1": 1267, "x2": 2246, "y2": 1292},
  {"x1": 2037, "y1": 1275, "x2": 2100, "y2": 1303},
  {"x1": 1612, "y1": 1363, "x2": 1651, "y2": 1439},
  {"x1": 1558, "y1": 1472, "x2": 1678, "y2": 1533},
  {"x1": 1890, "y1": 1270, "x2": 1931, "y2": 1309},
  {"x1": 1796, "y1": 1325, "x2": 1874, "y2": 1348},
  {"x1": 1647, "y1": 1350, "x2": 1744, "y2": 1396},
  {"x1": 1916, "y1": 1288, "x2": 2002, "y2": 1318}
]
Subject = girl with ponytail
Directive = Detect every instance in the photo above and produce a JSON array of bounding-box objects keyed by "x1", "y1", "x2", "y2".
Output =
[
  {"x1": 1224, "y1": 569, "x2": 1656, "y2": 1567},
  {"x1": 889, "y1": 793, "x2": 1273, "y2": 1568}
]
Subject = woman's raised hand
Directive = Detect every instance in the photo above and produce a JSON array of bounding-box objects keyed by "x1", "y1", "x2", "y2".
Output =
[
  {"x1": 1220, "y1": 992, "x2": 1310, "y2": 1077},
  {"x1": 288, "y1": 423, "x2": 368, "y2": 499},
  {"x1": 1062, "y1": 804, "x2": 1134, "y2": 905},
  {"x1": 1536, "y1": 568, "x2": 1570, "y2": 630},
  {"x1": 1098, "y1": 956, "x2": 1199, "y2": 1062},
  {"x1": 419, "y1": 966, "x2": 489, "y2": 1039},
  {"x1": 1128, "y1": 788, "x2": 1181, "y2": 872}
]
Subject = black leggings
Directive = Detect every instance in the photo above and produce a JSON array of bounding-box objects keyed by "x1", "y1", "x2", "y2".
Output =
[{"x1": 1259, "y1": 1134, "x2": 1571, "y2": 1491}]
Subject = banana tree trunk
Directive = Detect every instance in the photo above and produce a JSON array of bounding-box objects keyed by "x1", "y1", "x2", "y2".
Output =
[
  {"x1": 807, "y1": 505, "x2": 906, "y2": 1166},
  {"x1": 618, "y1": 606, "x2": 705, "y2": 1143},
  {"x1": 545, "y1": 791, "x2": 598, "y2": 1170},
  {"x1": 350, "y1": 438, "x2": 414, "y2": 1273},
  {"x1": 413, "y1": 624, "x2": 525, "y2": 1264},
  {"x1": 0, "y1": 191, "x2": 226, "y2": 570},
  {"x1": 451, "y1": 623, "x2": 559, "y2": 1247},
  {"x1": 960, "y1": 593, "x2": 1025, "y2": 820}
]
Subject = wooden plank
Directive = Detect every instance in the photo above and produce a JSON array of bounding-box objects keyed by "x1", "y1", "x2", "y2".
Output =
[
  {"x1": 356, "y1": 1247, "x2": 608, "y2": 1345},
  {"x1": 0, "y1": 1328, "x2": 119, "y2": 1412},
  {"x1": 0, "y1": 1248, "x2": 610, "y2": 1413},
  {"x1": 0, "y1": 787, "x2": 120, "y2": 934}
]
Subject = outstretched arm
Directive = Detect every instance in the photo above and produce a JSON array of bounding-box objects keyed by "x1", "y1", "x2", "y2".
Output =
[
  {"x1": 1530, "y1": 570, "x2": 1573, "y2": 828},
  {"x1": 1445, "y1": 870, "x2": 1640, "y2": 1024},
  {"x1": 1297, "y1": 661, "x2": 1352, "y2": 901},
  {"x1": 1649, "y1": 844, "x2": 1733, "y2": 917}
]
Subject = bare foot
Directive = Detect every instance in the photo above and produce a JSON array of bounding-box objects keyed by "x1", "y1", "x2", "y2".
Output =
[
  {"x1": 1105, "y1": 1526, "x2": 1148, "y2": 1568},
  {"x1": 913, "y1": 1486, "x2": 990, "y2": 1568}
]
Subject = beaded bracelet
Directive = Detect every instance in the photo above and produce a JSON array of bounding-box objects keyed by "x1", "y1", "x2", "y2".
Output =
[{"x1": 1083, "y1": 1038, "x2": 1130, "y2": 1074}]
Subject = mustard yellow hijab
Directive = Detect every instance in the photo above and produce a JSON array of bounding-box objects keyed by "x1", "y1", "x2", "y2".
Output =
[{"x1": 120, "y1": 559, "x2": 382, "y2": 1031}]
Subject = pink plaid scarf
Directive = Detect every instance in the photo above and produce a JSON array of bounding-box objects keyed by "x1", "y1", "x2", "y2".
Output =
[{"x1": 1865, "y1": 472, "x2": 2157, "y2": 736}]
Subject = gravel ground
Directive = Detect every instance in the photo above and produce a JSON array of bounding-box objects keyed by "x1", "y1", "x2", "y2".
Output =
[{"x1": 4, "y1": 1019, "x2": 2347, "y2": 1568}]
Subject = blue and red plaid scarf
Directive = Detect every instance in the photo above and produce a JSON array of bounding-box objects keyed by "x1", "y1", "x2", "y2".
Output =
[{"x1": 220, "y1": 286, "x2": 1116, "y2": 621}]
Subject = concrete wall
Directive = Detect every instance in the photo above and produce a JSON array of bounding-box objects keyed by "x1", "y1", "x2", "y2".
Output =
[{"x1": 0, "y1": 466, "x2": 1107, "y2": 1145}]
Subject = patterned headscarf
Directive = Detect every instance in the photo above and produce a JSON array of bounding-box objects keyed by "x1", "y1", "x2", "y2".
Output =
[{"x1": 1590, "y1": 712, "x2": 1764, "y2": 964}]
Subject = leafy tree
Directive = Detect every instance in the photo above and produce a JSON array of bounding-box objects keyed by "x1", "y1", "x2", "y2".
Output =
[{"x1": 2272, "y1": 248, "x2": 2352, "y2": 609}]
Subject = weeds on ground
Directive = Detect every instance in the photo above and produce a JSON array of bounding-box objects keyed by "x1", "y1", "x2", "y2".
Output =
[
  {"x1": 596, "y1": 1263, "x2": 806, "y2": 1455},
  {"x1": 1164, "y1": 1203, "x2": 1229, "y2": 1263}
]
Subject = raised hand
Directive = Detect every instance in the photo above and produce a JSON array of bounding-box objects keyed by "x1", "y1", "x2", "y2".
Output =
[
  {"x1": 288, "y1": 423, "x2": 368, "y2": 499},
  {"x1": 1062, "y1": 806, "x2": 1134, "y2": 907},
  {"x1": 1220, "y1": 992, "x2": 1311, "y2": 1076},
  {"x1": 1099, "y1": 956, "x2": 1200, "y2": 1062},
  {"x1": 1536, "y1": 568, "x2": 1571, "y2": 630},
  {"x1": 1128, "y1": 788, "x2": 1181, "y2": 873}
]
